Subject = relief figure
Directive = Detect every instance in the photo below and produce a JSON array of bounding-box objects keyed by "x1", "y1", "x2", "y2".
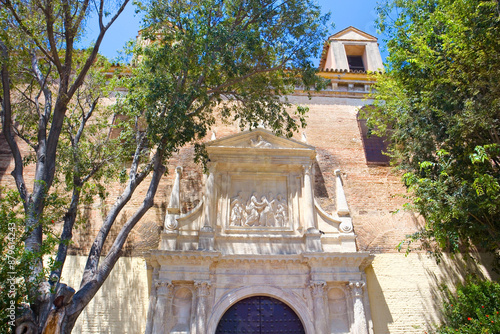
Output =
[
  {"x1": 259, "y1": 192, "x2": 276, "y2": 227},
  {"x1": 274, "y1": 194, "x2": 288, "y2": 227},
  {"x1": 229, "y1": 191, "x2": 288, "y2": 227},
  {"x1": 229, "y1": 192, "x2": 246, "y2": 226},
  {"x1": 250, "y1": 135, "x2": 273, "y2": 148},
  {"x1": 245, "y1": 192, "x2": 265, "y2": 226}
]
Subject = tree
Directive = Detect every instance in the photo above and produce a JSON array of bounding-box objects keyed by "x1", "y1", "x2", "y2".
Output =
[
  {"x1": 1, "y1": 0, "x2": 328, "y2": 332},
  {"x1": 369, "y1": 0, "x2": 500, "y2": 266},
  {"x1": 125, "y1": 0, "x2": 329, "y2": 145},
  {"x1": 1, "y1": 0, "x2": 131, "y2": 332}
]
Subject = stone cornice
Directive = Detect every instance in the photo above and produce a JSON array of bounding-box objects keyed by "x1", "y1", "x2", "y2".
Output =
[{"x1": 145, "y1": 250, "x2": 374, "y2": 270}]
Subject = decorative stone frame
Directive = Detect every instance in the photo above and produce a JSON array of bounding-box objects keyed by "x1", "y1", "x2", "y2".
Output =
[
  {"x1": 206, "y1": 285, "x2": 315, "y2": 334},
  {"x1": 219, "y1": 171, "x2": 299, "y2": 234}
]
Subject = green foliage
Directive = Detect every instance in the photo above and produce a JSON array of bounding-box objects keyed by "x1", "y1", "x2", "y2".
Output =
[
  {"x1": 55, "y1": 54, "x2": 134, "y2": 207},
  {"x1": 122, "y1": 0, "x2": 329, "y2": 163},
  {"x1": 370, "y1": 0, "x2": 500, "y2": 265},
  {"x1": 437, "y1": 277, "x2": 500, "y2": 333}
]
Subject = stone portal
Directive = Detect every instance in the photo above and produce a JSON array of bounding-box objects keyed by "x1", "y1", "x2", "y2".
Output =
[{"x1": 145, "y1": 129, "x2": 374, "y2": 334}]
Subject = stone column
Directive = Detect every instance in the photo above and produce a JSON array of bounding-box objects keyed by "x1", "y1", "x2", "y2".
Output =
[
  {"x1": 151, "y1": 281, "x2": 174, "y2": 334},
  {"x1": 199, "y1": 163, "x2": 216, "y2": 250},
  {"x1": 348, "y1": 281, "x2": 368, "y2": 334},
  {"x1": 309, "y1": 281, "x2": 327, "y2": 334},
  {"x1": 303, "y1": 163, "x2": 322, "y2": 252},
  {"x1": 194, "y1": 280, "x2": 211, "y2": 334}
]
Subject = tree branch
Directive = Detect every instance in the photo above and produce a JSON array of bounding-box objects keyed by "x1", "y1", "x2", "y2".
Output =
[
  {"x1": 0, "y1": 41, "x2": 28, "y2": 202},
  {"x1": 2, "y1": 0, "x2": 56, "y2": 65},
  {"x1": 41, "y1": 0, "x2": 63, "y2": 74},
  {"x1": 72, "y1": 149, "x2": 165, "y2": 315},
  {"x1": 12, "y1": 125, "x2": 37, "y2": 151},
  {"x1": 67, "y1": 0, "x2": 129, "y2": 100},
  {"x1": 80, "y1": 143, "x2": 154, "y2": 287},
  {"x1": 31, "y1": 49, "x2": 52, "y2": 146},
  {"x1": 205, "y1": 65, "x2": 284, "y2": 95}
]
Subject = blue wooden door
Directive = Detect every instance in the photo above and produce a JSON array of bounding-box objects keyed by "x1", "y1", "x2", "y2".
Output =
[{"x1": 215, "y1": 296, "x2": 305, "y2": 334}]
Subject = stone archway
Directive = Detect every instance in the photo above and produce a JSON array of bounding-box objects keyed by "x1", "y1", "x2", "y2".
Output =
[
  {"x1": 206, "y1": 286, "x2": 315, "y2": 334},
  {"x1": 215, "y1": 296, "x2": 305, "y2": 333}
]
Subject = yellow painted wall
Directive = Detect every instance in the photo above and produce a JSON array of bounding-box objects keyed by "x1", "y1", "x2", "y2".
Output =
[
  {"x1": 367, "y1": 253, "x2": 497, "y2": 334},
  {"x1": 61, "y1": 256, "x2": 150, "y2": 334},
  {"x1": 61, "y1": 253, "x2": 497, "y2": 334}
]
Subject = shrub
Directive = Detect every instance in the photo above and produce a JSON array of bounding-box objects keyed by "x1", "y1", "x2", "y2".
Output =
[{"x1": 437, "y1": 276, "x2": 500, "y2": 334}]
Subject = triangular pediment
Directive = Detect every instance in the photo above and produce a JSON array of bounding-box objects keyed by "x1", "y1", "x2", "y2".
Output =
[
  {"x1": 206, "y1": 128, "x2": 314, "y2": 150},
  {"x1": 328, "y1": 26, "x2": 377, "y2": 42}
]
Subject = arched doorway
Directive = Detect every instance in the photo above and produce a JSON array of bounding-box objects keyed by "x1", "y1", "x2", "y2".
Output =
[{"x1": 215, "y1": 296, "x2": 305, "y2": 333}]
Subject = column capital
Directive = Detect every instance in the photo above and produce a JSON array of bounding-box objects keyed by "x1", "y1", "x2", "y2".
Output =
[
  {"x1": 302, "y1": 163, "x2": 313, "y2": 175},
  {"x1": 154, "y1": 280, "x2": 174, "y2": 296},
  {"x1": 309, "y1": 281, "x2": 326, "y2": 298},
  {"x1": 206, "y1": 162, "x2": 218, "y2": 174},
  {"x1": 348, "y1": 281, "x2": 365, "y2": 297},
  {"x1": 194, "y1": 280, "x2": 212, "y2": 297}
]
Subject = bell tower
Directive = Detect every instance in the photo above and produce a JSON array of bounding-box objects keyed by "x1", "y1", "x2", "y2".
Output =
[{"x1": 320, "y1": 26, "x2": 383, "y2": 73}]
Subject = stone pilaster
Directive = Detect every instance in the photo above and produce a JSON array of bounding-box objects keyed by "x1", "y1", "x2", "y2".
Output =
[
  {"x1": 303, "y1": 163, "x2": 316, "y2": 229},
  {"x1": 194, "y1": 280, "x2": 212, "y2": 334},
  {"x1": 303, "y1": 163, "x2": 322, "y2": 252},
  {"x1": 348, "y1": 281, "x2": 368, "y2": 334},
  {"x1": 199, "y1": 164, "x2": 216, "y2": 250},
  {"x1": 309, "y1": 281, "x2": 327, "y2": 334},
  {"x1": 151, "y1": 280, "x2": 174, "y2": 334}
]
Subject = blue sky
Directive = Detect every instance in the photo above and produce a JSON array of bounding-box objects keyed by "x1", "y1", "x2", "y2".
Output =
[{"x1": 83, "y1": 0, "x2": 387, "y2": 65}]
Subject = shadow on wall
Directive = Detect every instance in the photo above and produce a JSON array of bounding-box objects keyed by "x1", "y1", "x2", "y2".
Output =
[
  {"x1": 365, "y1": 252, "x2": 499, "y2": 334},
  {"x1": 314, "y1": 149, "x2": 341, "y2": 214},
  {"x1": 313, "y1": 160, "x2": 330, "y2": 199},
  {"x1": 69, "y1": 205, "x2": 94, "y2": 254},
  {"x1": 365, "y1": 265, "x2": 393, "y2": 334},
  {"x1": 422, "y1": 252, "x2": 500, "y2": 329},
  {"x1": 65, "y1": 255, "x2": 149, "y2": 334}
]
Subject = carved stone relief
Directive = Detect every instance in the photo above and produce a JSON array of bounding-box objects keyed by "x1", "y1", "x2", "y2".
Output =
[
  {"x1": 229, "y1": 192, "x2": 288, "y2": 227},
  {"x1": 250, "y1": 135, "x2": 274, "y2": 148}
]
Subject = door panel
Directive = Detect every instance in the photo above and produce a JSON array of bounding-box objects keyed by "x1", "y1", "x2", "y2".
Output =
[{"x1": 215, "y1": 296, "x2": 305, "y2": 334}]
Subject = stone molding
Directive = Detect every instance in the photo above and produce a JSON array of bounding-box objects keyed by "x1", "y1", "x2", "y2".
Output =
[
  {"x1": 206, "y1": 285, "x2": 315, "y2": 334},
  {"x1": 147, "y1": 251, "x2": 373, "y2": 270}
]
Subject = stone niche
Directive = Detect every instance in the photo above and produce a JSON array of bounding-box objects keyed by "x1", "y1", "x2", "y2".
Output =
[{"x1": 146, "y1": 129, "x2": 374, "y2": 334}]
